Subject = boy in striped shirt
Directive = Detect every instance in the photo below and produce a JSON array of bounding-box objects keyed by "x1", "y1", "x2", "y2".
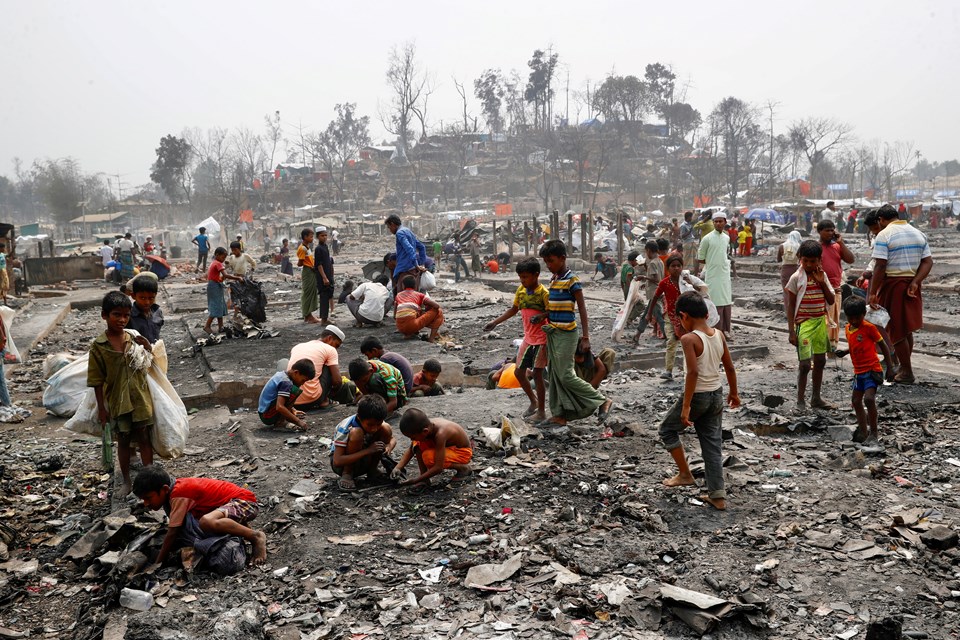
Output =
[
  {"x1": 784, "y1": 240, "x2": 836, "y2": 412},
  {"x1": 537, "y1": 240, "x2": 613, "y2": 427}
]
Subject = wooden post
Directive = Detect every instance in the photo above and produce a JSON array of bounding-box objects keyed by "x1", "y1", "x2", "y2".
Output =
[
  {"x1": 551, "y1": 210, "x2": 560, "y2": 241},
  {"x1": 580, "y1": 214, "x2": 587, "y2": 263},
  {"x1": 523, "y1": 221, "x2": 530, "y2": 256},
  {"x1": 506, "y1": 220, "x2": 513, "y2": 259},
  {"x1": 587, "y1": 210, "x2": 595, "y2": 258},
  {"x1": 566, "y1": 213, "x2": 573, "y2": 254},
  {"x1": 531, "y1": 215, "x2": 538, "y2": 249},
  {"x1": 616, "y1": 213, "x2": 624, "y2": 266},
  {"x1": 492, "y1": 219, "x2": 497, "y2": 257}
]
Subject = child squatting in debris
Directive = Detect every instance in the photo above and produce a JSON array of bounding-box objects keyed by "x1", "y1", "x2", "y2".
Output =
[
  {"x1": 330, "y1": 394, "x2": 397, "y2": 492},
  {"x1": 483, "y1": 257, "x2": 549, "y2": 421},
  {"x1": 88, "y1": 291, "x2": 155, "y2": 496},
  {"x1": 257, "y1": 358, "x2": 315, "y2": 430},
  {"x1": 411, "y1": 358, "x2": 445, "y2": 397},
  {"x1": 659, "y1": 291, "x2": 740, "y2": 511},
  {"x1": 537, "y1": 240, "x2": 613, "y2": 427},
  {"x1": 133, "y1": 464, "x2": 268, "y2": 567},
  {"x1": 348, "y1": 356, "x2": 407, "y2": 413},
  {"x1": 841, "y1": 296, "x2": 893, "y2": 444},
  {"x1": 392, "y1": 407, "x2": 473, "y2": 493},
  {"x1": 784, "y1": 239, "x2": 836, "y2": 411},
  {"x1": 394, "y1": 275, "x2": 445, "y2": 343}
]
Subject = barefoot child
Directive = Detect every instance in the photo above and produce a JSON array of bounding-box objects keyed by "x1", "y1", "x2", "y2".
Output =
[
  {"x1": 258, "y1": 359, "x2": 315, "y2": 430},
  {"x1": 205, "y1": 247, "x2": 242, "y2": 335},
  {"x1": 298, "y1": 228, "x2": 321, "y2": 324},
  {"x1": 538, "y1": 240, "x2": 613, "y2": 426},
  {"x1": 659, "y1": 292, "x2": 740, "y2": 510},
  {"x1": 88, "y1": 292, "x2": 155, "y2": 496},
  {"x1": 483, "y1": 257, "x2": 549, "y2": 421},
  {"x1": 133, "y1": 464, "x2": 268, "y2": 567},
  {"x1": 842, "y1": 296, "x2": 893, "y2": 444},
  {"x1": 784, "y1": 240, "x2": 836, "y2": 411},
  {"x1": 392, "y1": 408, "x2": 473, "y2": 491},
  {"x1": 330, "y1": 395, "x2": 397, "y2": 492}
]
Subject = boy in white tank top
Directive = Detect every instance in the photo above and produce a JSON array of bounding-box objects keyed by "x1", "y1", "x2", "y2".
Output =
[{"x1": 658, "y1": 292, "x2": 741, "y2": 510}]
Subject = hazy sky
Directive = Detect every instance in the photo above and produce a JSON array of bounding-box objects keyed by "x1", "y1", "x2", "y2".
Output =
[{"x1": 2, "y1": 0, "x2": 957, "y2": 190}]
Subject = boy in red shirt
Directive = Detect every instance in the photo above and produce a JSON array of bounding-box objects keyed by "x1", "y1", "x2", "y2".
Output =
[
  {"x1": 134, "y1": 465, "x2": 267, "y2": 567},
  {"x1": 840, "y1": 297, "x2": 893, "y2": 444}
]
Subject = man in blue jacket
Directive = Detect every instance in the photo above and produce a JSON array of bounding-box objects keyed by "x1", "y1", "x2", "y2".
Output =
[{"x1": 385, "y1": 214, "x2": 426, "y2": 295}]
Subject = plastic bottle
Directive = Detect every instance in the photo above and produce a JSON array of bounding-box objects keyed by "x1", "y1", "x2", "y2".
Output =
[
  {"x1": 468, "y1": 534, "x2": 491, "y2": 545},
  {"x1": 119, "y1": 588, "x2": 154, "y2": 611}
]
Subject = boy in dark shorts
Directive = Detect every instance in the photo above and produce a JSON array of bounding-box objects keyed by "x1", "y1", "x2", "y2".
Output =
[
  {"x1": 483, "y1": 257, "x2": 549, "y2": 421},
  {"x1": 391, "y1": 408, "x2": 473, "y2": 493},
  {"x1": 257, "y1": 359, "x2": 315, "y2": 429},
  {"x1": 330, "y1": 395, "x2": 397, "y2": 492},
  {"x1": 841, "y1": 297, "x2": 893, "y2": 444},
  {"x1": 88, "y1": 291, "x2": 155, "y2": 496},
  {"x1": 133, "y1": 464, "x2": 267, "y2": 567}
]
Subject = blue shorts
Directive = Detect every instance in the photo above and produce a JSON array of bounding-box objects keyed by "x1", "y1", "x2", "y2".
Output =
[{"x1": 851, "y1": 371, "x2": 882, "y2": 393}]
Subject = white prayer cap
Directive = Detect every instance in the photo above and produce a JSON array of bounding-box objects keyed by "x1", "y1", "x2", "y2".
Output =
[
  {"x1": 316, "y1": 226, "x2": 327, "y2": 233},
  {"x1": 324, "y1": 324, "x2": 345, "y2": 341},
  {"x1": 712, "y1": 211, "x2": 727, "y2": 220}
]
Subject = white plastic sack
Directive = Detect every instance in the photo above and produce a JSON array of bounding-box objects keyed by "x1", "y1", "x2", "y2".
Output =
[
  {"x1": 43, "y1": 353, "x2": 91, "y2": 418},
  {"x1": 866, "y1": 305, "x2": 890, "y2": 329},
  {"x1": 611, "y1": 280, "x2": 642, "y2": 341},
  {"x1": 43, "y1": 353, "x2": 78, "y2": 380},
  {"x1": 0, "y1": 306, "x2": 22, "y2": 364},
  {"x1": 419, "y1": 270, "x2": 436, "y2": 292},
  {"x1": 705, "y1": 298, "x2": 720, "y2": 328},
  {"x1": 196, "y1": 216, "x2": 221, "y2": 238},
  {"x1": 65, "y1": 341, "x2": 188, "y2": 459}
]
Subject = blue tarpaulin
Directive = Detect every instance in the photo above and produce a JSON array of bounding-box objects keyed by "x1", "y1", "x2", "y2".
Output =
[{"x1": 745, "y1": 209, "x2": 787, "y2": 223}]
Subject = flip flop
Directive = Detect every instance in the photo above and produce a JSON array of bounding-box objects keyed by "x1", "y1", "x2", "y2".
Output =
[
  {"x1": 338, "y1": 477, "x2": 356, "y2": 492},
  {"x1": 535, "y1": 418, "x2": 566, "y2": 428}
]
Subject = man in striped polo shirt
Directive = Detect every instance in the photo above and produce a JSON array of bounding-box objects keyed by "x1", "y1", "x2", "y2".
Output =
[{"x1": 868, "y1": 204, "x2": 933, "y2": 385}]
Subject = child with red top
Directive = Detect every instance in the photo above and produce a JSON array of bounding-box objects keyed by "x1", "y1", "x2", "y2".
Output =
[
  {"x1": 784, "y1": 240, "x2": 836, "y2": 412},
  {"x1": 841, "y1": 297, "x2": 893, "y2": 444},
  {"x1": 394, "y1": 275, "x2": 444, "y2": 342},
  {"x1": 483, "y1": 258, "x2": 549, "y2": 420},
  {"x1": 134, "y1": 465, "x2": 267, "y2": 567},
  {"x1": 205, "y1": 247, "x2": 242, "y2": 335}
]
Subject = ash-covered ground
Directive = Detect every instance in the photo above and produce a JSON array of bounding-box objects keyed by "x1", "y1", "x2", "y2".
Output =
[{"x1": 2, "y1": 229, "x2": 960, "y2": 640}]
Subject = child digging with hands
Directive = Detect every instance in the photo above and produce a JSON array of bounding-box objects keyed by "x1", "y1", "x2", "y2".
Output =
[
  {"x1": 330, "y1": 395, "x2": 397, "y2": 492},
  {"x1": 659, "y1": 291, "x2": 740, "y2": 511},
  {"x1": 258, "y1": 358, "x2": 315, "y2": 430},
  {"x1": 391, "y1": 408, "x2": 473, "y2": 494}
]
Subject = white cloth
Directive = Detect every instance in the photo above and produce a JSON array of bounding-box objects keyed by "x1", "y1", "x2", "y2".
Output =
[
  {"x1": 224, "y1": 253, "x2": 256, "y2": 276},
  {"x1": 350, "y1": 282, "x2": 390, "y2": 322},
  {"x1": 692, "y1": 329, "x2": 724, "y2": 393},
  {"x1": 820, "y1": 208, "x2": 836, "y2": 224},
  {"x1": 99, "y1": 245, "x2": 114, "y2": 266},
  {"x1": 117, "y1": 238, "x2": 135, "y2": 253}
]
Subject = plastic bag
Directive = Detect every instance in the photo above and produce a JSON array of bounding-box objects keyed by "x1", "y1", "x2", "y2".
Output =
[
  {"x1": 0, "y1": 306, "x2": 22, "y2": 364},
  {"x1": 611, "y1": 280, "x2": 642, "y2": 341},
  {"x1": 43, "y1": 353, "x2": 91, "y2": 418},
  {"x1": 866, "y1": 305, "x2": 890, "y2": 328},
  {"x1": 42, "y1": 353, "x2": 78, "y2": 380},
  {"x1": 419, "y1": 270, "x2": 436, "y2": 292},
  {"x1": 705, "y1": 298, "x2": 720, "y2": 328},
  {"x1": 65, "y1": 341, "x2": 188, "y2": 459},
  {"x1": 229, "y1": 277, "x2": 268, "y2": 323}
]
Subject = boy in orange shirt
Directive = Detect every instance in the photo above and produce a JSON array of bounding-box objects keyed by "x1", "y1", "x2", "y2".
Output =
[{"x1": 841, "y1": 297, "x2": 893, "y2": 444}]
